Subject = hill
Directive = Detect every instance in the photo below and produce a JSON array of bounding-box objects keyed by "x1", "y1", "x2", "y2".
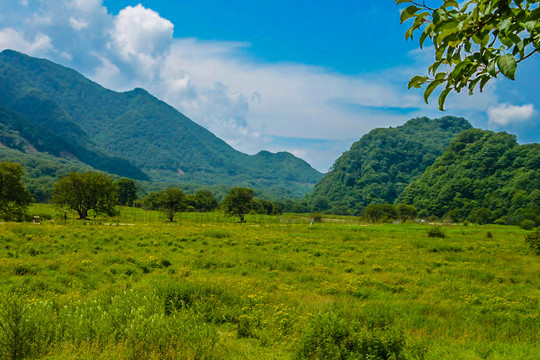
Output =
[
  {"x1": 0, "y1": 50, "x2": 322, "y2": 197},
  {"x1": 306, "y1": 116, "x2": 472, "y2": 214},
  {"x1": 398, "y1": 129, "x2": 540, "y2": 225}
]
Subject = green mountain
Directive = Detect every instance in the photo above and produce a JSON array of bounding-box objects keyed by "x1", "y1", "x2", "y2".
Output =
[
  {"x1": 307, "y1": 116, "x2": 472, "y2": 214},
  {"x1": 398, "y1": 129, "x2": 540, "y2": 225},
  {"x1": 0, "y1": 50, "x2": 322, "y2": 196}
]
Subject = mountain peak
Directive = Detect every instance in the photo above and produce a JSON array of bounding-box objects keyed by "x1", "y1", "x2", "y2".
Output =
[{"x1": 0, "y1": 50, "x2": 322, "y2": 197}]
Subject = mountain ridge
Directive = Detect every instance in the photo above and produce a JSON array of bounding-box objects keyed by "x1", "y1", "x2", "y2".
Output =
[
  {"x1": 0, "y1": 49, "x2": 322, "y2": 195},
  {"x1": 306, "y1": 116, "x2": 473, "y2": 214}
]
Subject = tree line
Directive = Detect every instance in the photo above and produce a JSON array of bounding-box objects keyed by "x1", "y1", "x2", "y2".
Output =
[{"x1": 0, "y1": 163, "x2": 283, "y2": 223}]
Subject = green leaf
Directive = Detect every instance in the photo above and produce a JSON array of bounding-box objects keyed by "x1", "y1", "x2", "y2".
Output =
[
  {"x1": 487, "y1": 60, "x2": 497, "y2": 77},
  {"x1": 419, "y1": 31, "x2": 429, "y2": 49},
  {"x1": 435, "y1": 72, "x2": 446, "y2": 81},
  {"x1": 449, "y1": 61, "x2": 469, "y2": 80},
  {"x1": 435, "y1": 19, "x2": 459, "y2": 33},
  {"x1": 424, "y1": 79, "x2": 445, "y2": 103},
  {"x1": 395, "y1": 0, "x2": 410, "y2": 4},
  {"x1": 438, "y1": 88, "x2": 451, "y2": 111},
  {"x1": 523, "y1": 21, "x2": 536, "y2": 32},
  {"x1": 479, "y1": 76, "x2": 490, "y2": 92},
  {"x1": 408, "y1": 75, "x2": 429, "y2": 89},
  {"x1": 497, "y1": 54, "x2": 517, "y2": 80},
  {"x1": 468, "y1": 77, "x2": 482, "y2": 95},
  {"x1": 499, "y1": 35, "x2": 514, "y2": 47},
  {"x1": 400, "y1": 5, "x2": 419, "y2": 23},
  {"x1": 498, "y1": 18, "x2": 511, "y2": 33},
  {"x1": 443, "y1": 0, "x2": 459, "y2": 9}
]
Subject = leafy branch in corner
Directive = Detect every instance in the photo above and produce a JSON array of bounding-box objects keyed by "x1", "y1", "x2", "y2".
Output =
[{"x1": 396, "y1": 0, "x2": 540, "y2": 110}]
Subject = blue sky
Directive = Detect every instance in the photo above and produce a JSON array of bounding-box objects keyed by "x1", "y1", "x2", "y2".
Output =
[{"x1": 0, "y1": 0, "x2": 538, "y2": 171}]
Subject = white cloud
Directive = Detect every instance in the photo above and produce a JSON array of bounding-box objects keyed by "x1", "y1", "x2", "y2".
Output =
[
  {"x1": 0, "y1": 27, "x2": 53, "y2": 56},
  {"x1": 109, "y1": 5, "x2": 173, "y2": 60},
  {"x1": 69, "y1": 17, "x2": 89, "y2": 30},
  {"x1": 487, "y1": 103, "x2": 535, "y2": 126},
  {"x1": 69, "y1": 0, "x2": 103, "y2": 13},
  {"x1": 1, "y1": 0, "x2": 524, "y2": 171}
]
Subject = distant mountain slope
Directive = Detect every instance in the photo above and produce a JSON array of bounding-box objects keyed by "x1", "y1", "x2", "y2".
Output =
[
  {"x1": 0, "y1": 145, "x2": 93, "y2": 202},
  {"x1": 398, "y1": 129, "x2": 540, "y2": 224},
  {"x1": 0, "y1": 50, "x2": 322, "y2": 194},
  {"x1": 307, "y1": 116, "x2": 472, "y2": 214}
]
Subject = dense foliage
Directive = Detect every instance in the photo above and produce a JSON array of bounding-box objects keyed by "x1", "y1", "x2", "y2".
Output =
[
  {"x1": 117, "y1": 178, "x2": 138, "y2": 206},
  {"x1": 0, "y1": 50, "x2": 321, "y2": 196},
  {"x1": 398, "y1": 0, "x2": 540, "y2": 110},
  {"x1": 222, "y1": 187, "x2": 255, "y2": 223},
  {"x1": 185, "y1": 190, "x2": 219, "y2": 212},
  {"x1": 307, "y1": 116, "x2": 471, "y2": 214},
  {"x1": 399, "y1": 129, "x2": 540, "y2": 224},
  {"x1": 51, "y1": 172, "x2": 118, "y2": 219},
  {"x1": 157, "y1": 188, "x2": 187, "y2": 222},
  {"x1": 0, "y1": 162, "x2": 32, "y2": 221}
]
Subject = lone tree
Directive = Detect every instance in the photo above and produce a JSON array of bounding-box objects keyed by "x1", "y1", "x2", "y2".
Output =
[
  {"x1": 193, "y1": 190, "x2": 219, "y2": 212},
  {"x1": 363, "y1": 203, "x2": 398, "y2": 223},
  {"x1": 0, "y1": 162, "x2": 32, "y2": 221},
  {"x1": 158, "y1": 187, "x2": 186, "y2": 222},
  {"x1": 117, "y1": 178, "x2": 138, "y2": 206},
  {"x1": 222, "y1": 187, "x2": 255, "y2": 223},
  {"x1": 51, "y1": 171, "x2": 118, "y2": 219},
  {"x1": 397, "y1": 0, "x2": 540, "y2": 110}
]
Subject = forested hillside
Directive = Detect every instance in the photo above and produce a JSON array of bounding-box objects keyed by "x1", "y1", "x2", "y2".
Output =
[
  {"x1": 0, "y1": 50, "x2": 322, "y2": 196},
  {"x1": 307, "y1": 116, "x2": 472, "y2": 214},
  {"x1": 398, "y1": 129, "x2": 540, "y2": 225}
]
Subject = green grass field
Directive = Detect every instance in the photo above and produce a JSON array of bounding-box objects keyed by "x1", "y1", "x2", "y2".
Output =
[{"x1": 0, "y1": 206, "x2": 538, "y2": 359}]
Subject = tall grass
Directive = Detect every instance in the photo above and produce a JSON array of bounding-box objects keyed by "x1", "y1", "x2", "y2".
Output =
[{"x1": 0, "y1": 206, "x2": 539, "y2": 359}]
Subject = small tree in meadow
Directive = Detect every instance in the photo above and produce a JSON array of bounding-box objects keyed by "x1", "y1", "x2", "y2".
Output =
[
  {"x1": 51, "y1": 171, "x2": 117, "y2": 219},
  {"x1": 117, "y1": 178, "x2": 138, "y2": 206},
  {"x1": 0, "y1": 162, "x2": 33, "y2": 221},
  {"x1": 222, "y1": 187, "x2": 254, "y2": 223},
  {"x1": 158, "y1": 188, "x2": 186, "y2": 222},
  {"x1": 525, "y1": 228, "x2": 540, "y2": 254}
]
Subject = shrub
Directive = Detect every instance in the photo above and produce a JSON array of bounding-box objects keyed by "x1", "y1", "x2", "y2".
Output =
[
  {"x1": 427, "y1": 226, "x2": 446, "y2": 238},
  {"x1": 311, "y1": 213, "x2": 323, "y2": 223},
  {"x1": 525, "y1": 228, "x2": 540, "y2": 254},
  {"x1": 520, "y1": 219, "x2": 536, "y2": 230},
  {"x1": 486, "y1": 231, "x2": 493, "y2": 239},
  {"x1": 203, "y1": 229, "x2": 231, "y2": 239},
  {"x1": 0, "y1": 292, "x2": 51, "y2": 360},
  {"x1": 297, "y1": 309, "x2": 407, "y2": 360}
]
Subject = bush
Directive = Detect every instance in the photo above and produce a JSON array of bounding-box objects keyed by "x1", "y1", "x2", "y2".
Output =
[
  {"x1": 520, "y1": 219, "x2": 536, "y2": 230},
  {"x1": 0, "y1": 292, "x2": 50, "y2": 360},
  {"x1": 525, "y1": 228, "x2": 540, "y2": 254},
  {"x1": 311, "y1": 213, "x2": 323, "y2": 223},
  {"x1": 486, "y1": 231, "x2": 493, "y2": 239},
  {"x1": 297, "y1": 309, "x2": 407, "y2": 360},
  {"x1": 427, "y1": 226, "x2": 446, "y2": 238}
]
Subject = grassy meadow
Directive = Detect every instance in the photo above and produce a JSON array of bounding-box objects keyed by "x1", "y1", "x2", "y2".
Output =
[{"x1": 0, "y1": 205, "x2": 538, "y2": 359}]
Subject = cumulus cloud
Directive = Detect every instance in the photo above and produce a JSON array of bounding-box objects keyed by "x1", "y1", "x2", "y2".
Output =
[
  {"x1": 1, "y1": 0, "x2": 524, "y2": 171},
  {"x1": 0, "y1": 27, "x2": 53, "y2": 56},
  {"x1": 110, "y1": 5, "x2": 173, "y2": 56},
  {"x1": 69, "y1": 17, "x2": 89, "y2": 30},
  {"x1": 487, "y1": 103, "x2": 535, "y2": 126}
]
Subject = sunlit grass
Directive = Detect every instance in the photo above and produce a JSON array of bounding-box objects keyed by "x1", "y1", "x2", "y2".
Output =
[{"x1": 1, "y1": 206, "x2": 538, "y2": 359}]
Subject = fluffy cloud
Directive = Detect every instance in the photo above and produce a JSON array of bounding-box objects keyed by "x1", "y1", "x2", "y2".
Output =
[
  {"x1": 0, "y1": 27, "x2": 52, "y2": 56},
  {"x1": 1, "y1": 0, "x2": 527, "y2": 171},
  {"x1": 487, "y1": 103, "x2": 535, "y2": 126},
  {"x1": 109, "y1": 5, "x2": 173, "y2": 62}
]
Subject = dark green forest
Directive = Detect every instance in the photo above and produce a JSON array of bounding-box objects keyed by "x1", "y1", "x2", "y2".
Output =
[
  {"x1": 399, "y1": 129, "x2": 540, "y2": 226},
  {"x1": 306, "y1": 116, "x2": 472, "y2": 214}
]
